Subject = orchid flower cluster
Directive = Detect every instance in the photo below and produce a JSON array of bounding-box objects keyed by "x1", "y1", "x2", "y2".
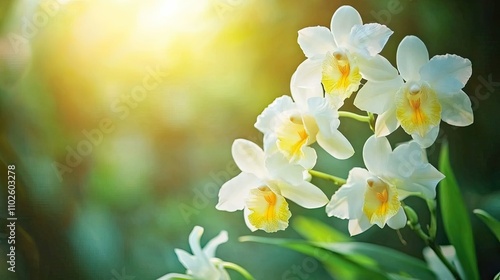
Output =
[
  {"x1": 217, "y1": 5, "x2": 472, "y2": 235},
  {"x1": 162, "y1": 5, "x2": 475, "y2": 280}
]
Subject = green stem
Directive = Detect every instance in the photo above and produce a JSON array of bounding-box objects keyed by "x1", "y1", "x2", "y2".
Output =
[
  {"x1": 309, "y1": 170, "x2": 346, "y2": 186},
  {"x1": 222, "y1": 262, "x2": 255, "y2": 280},
  {"x1": 403, "y1": 207, "x2": 462, "y2": 280},
  {"x1": 338, "y1": 111, "x2": 370, "y2": 123},
  {"x1": 426, "y1": 199, "x2": 437, "y2": 239},
  {"x1": 367, "y1": 112, "x2": 375, "y2": 132},
  {"x1": 338, "y1": 111, "x2": 375, "y2": 132},
  {"x1": 428, "y1": 242, "x2": 462, "y2": 280}
]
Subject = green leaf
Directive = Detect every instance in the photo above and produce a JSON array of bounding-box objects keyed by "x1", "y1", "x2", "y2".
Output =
[
  {"x1": 291, "y1": 216, "x2": 361, "y2": 279},
  {"x1": 438, "y1": 143, "x2": 479, "y2": 280},
  {"x1": 473, "y1": 209, "x2": 500, "y2": 242},
  {"x1": 320, "y1": 242, "x2": 436, "y2": 280},
  {"x1": 239, "y1": 236, "x2": 436, "y2": 280},
  {"x1": 292, "y1": 216, "x2": 349, "y2": 243},
  {"x1": 291, "y1": 216, "x2": 435, "y2": 279},
  {"x1": 240, "y1": 236, "x2": 385, "y2": 280}
]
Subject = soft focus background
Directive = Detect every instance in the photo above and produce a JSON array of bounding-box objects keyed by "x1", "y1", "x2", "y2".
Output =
[{"x1": 0, "y1": 0, "x2": 499, "y2": 279}]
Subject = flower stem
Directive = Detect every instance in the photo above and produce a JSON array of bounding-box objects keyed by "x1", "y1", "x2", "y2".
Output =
[
  {"x1": 426, "y1": 199, "x2": 437, "y2": 239},
  {"x1": 338, "y1": 111, "x2": 370, "y2": 123},
  {"x1": 309, "y1": 170, "x2": 346, "y2": 186},
  {"x1": 367, "y1": 112, "x2": 375, "y2": 132},
  {"x1": 338, "y1": 111, "x2": 375, "y2": 132},
  {"x1": 428, "y1": 242, "x2": 462, "y2": 280},
  {"x1": 403, "y1": 207, "x2": 462, "y2": 280},
  {"x1": 222, "y1": 262, "x2": 255, "y2": 280}
]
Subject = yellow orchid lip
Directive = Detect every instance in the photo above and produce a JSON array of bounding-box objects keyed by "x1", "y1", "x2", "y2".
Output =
[
  {"x1": 246, "y1": 186, "x2": 291, "y2": 233},
  {"x1": 276, "y1": 114, "x2": 310, "y2": 162},
  {"x1": 396, "y1": 82, "x2": 442, "y2": 137},
  {"x1": 321, "y1": 50, "x2": 362, "y2": 100},
  {"x1": 363, "y1": 177, "x2": 400, "y2": 226}
]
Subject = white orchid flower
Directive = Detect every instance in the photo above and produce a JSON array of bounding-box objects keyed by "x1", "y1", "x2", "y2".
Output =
[
  {"x1": 216, "y1": 139, "x2": 328, "y2": 233},
  {"x1": 354, "y1": 35, "x2": 473, "y2": 147},
  {"x1": 326, "y1": 135, "x2": 444, "y2": 236},
  {"x1": 255, "y1": 95, "x2": 318, "y2": 170},
  {"x1": 158, "y1": 226, "x2": 229, "y2": 280},
  {"x1": 293, "y1": 5, "x2": 394, "y2": 107},
  {"x1": 255, "y1": 93, "x2": 354, "y2": 169}
]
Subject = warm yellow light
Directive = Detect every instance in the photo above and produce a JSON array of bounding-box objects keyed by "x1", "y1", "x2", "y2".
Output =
[{"x1": 46, "y1": 0, "x2": 214, "y2": 104}]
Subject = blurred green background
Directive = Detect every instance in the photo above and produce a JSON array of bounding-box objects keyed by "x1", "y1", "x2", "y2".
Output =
[{"x1": 0, "y1": 0, "x2": 498, "y2": 279}]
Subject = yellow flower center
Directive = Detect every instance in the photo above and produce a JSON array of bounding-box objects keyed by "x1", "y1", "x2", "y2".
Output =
[
  {"x1": 396, "y1": 82, "x2": 442, "y2": 137},
  {"x1": 246, "y1": 186, "x2": 291, "y2": 233},
  {"x1": 321, "y1": 50, "x2": 362, "y2": 100},
  {"x1": 276, "y1": 115, "x2": 310, "y2": 162},
  {"x1": 363, "y1": 177, "x2": 400, "y2": 226}
]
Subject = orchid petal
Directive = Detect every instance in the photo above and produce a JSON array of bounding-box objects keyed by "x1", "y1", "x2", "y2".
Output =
[
  {"x1": 291, "y1": 59, "x2": 324, "y2": 111},
  {"x1": 299, "y1": 146, "x2": 318, "y2": 170},
  {"x1": 298, "y1": 26, "x2": 336, "y2": 59},
  {"x1": 411, "y1": 125, "x2": 440, "y2": 148},
  {"x1": 279, "y1": 180, "x2": 328, "y2": 209},
  {"x1": 387, "y1": 207, "x2": 407, "y2": 230},
  {"x1": 157, "y1": 272, "x2": 193, "y2": 280},
  {"x1": 420, "y1": 54, "x2": 472, "y2": 90},
  {"x1": 326, "y1": 167, "x2": 371, "y2": 219},
  {"x1": 399, "y1": 163, "x2": 444, "y2": 199},
  {"x1": 232, "y1": 139, "x2": 266, "y2": 177},
  {"x1": 203, "y1": 231, "x2": 228, "y2": 258},
  {"x1": 308, "y1": 97, "x2": 354, "y2": 159},
  {"x1": 423, "y1": 246, "x2": 465, "y2": 280},
  {"x1": 439, "y1": 90, "x2": 474, "y2": 126},
  {"x1": 175, "y1": 249, "x2": 201, "y2": 275},
  {"x1": 387, "y1": 141, "x2": 424, "y2": 176},
  {"x1": 331, "y1": 5, "x2": 362, "y2": 47},
  {"x1": 316, "y1": 130, "x2": 355, "y2": 160},
  {"x1": 356, "y1": 54, "x2": 400, "y2": 81},
  {"x1": 265, "y1": 153, "x2": 305, "y2": 184},
  {"x1": 188, "y1": 226, "x2": 206, "y2": 260},
  {"x1": 243, "y1": 207, "x2": 258, "y2": 232},
  {"x1": 397, "y1": 36, "x2": 429, "y2": 81},
  {"x1": 216, "y1": 172, "x2": 260, "y2": 212},
  {"x1": 255, "y1": 95, "x2": 297, "y2": 133},
  {"x1": 363, "y1": 135, "x2": 392, "y2": 175},
  {"x1": 349, "y1": 23, "x2": 393, "y2": 56},
  {"x1": 348, "y1": 218, "x2": 373, "y2": 236},
  {"x1": 374, "y1": 106, "x2": 400, "y2": 137},
  {"x1": 354, "y1": 77, "x2": 402, "y2": 114}
]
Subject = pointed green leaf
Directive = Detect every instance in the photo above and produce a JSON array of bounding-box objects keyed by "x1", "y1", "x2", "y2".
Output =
[
  {"x1": 291, "y1": 216, "x2": 434, "y2": 279},
  {"x1": 320, "y1": 242, "x2": 436, "y2": 279},
  {"x1": 473, "y1": 209, "x2": 500, "y2": 242},
  {"x1": 240, "y1": 236, "x2": 385, "y2": 280},
  {"x1": 291, "y1": 216, "x2": 365, "y2": 279},
  {"x1": 239, "y1": 236, "x2": 436, "y2": 279},
  {"x1": 438, "y1": 143, "x2": 479, "y2": 280},
  {"x1": 292, "y1": 216, "x2": 349, "y2": 243}
]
